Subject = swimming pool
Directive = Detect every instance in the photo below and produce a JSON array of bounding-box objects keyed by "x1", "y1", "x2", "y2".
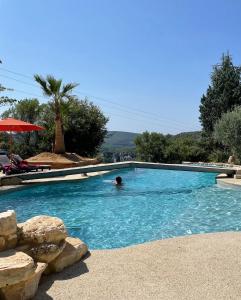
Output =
[{"x1": 0, "y1": 168, "x2": 241, "y2": 249}]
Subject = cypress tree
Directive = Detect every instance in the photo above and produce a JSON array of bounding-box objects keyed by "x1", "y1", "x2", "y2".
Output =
[{"x1": 199, "y1": 53, "x2": 241, "y2": 134}]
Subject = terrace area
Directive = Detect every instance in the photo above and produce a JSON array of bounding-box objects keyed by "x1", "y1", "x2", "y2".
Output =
[{"x1": 35, "y1": 231, "x2": 241, "y2": 300}]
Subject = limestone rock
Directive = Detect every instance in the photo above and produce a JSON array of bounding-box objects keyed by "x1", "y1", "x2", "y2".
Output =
[
  {"x1": 24, "y1": 262, "x2": 47, "y2": 299},
  {"x1": 0, "y1": 262, "x2": 47, "y2": 300},
  {"x1": 46, "y1": 237, "x2": 88, "y2": 273},
  {"x1": 27, "y1": 240, "x2": 66, "y2": 263},
  {"x1": 5, "y1": 234, "x2": 17, "y2": 249},
  {"x1": 0, "y1": 210, "x2": 17, "y2": 237},
  {"x1": 0, "y1": 250, "x2": 34, "y2": 288},
  {"x1": 18, "y1": 215, "x2": 67, "y2": 245},
  {"x1": 0, "y1": 237, "x2": 5, "y2": 252}
]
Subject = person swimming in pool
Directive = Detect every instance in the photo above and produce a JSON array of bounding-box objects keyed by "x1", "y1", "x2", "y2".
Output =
[{"x1": 115, "y1": 176, "x2": 123, "y2": 186}]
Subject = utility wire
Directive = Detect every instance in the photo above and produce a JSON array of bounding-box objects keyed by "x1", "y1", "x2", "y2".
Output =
[
  {"x1": 0, "y1": 67, "x2": 195, "y2": 130},
  {"x1": 11, "y1": 88, "x2": 184, "y2": 131},
  {"x1": 9, "y1": 87, "x2": 187, "y2": 131},
  {"x1": 0, "y1": 74, "x2": 189, "y2": 131}
]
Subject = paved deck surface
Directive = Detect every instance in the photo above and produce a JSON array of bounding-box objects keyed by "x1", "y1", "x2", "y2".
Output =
[
  {"x1": 21, "y1": 171, "x2": 110, "y2": 184},
  {"x1": 35, "y1": 232, "x2": 241, "y2": 300},
  {"x1": 217, "y1": 176, "x2": 241, "y2": 188},
  {"x1": 0, "y1": 171, "x2": 111, "y2": 193}
]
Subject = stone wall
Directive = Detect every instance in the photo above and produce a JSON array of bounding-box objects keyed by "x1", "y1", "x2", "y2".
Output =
[{"x1": 0, "y1": 210, "x2": 88, "y2": 300}]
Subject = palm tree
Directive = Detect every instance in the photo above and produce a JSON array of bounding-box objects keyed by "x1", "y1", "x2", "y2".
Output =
[{"x1": 34, "y1": 75, "x2": 78, "y2": 154}]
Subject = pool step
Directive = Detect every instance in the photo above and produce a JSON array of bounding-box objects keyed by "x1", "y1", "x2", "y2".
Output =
[{"x1": 234, "y1": 169, "x2": 241, "y2": 179}]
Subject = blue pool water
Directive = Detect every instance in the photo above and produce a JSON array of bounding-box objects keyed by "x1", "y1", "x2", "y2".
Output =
[{"x1": 1, "y1": 168, "x2": 241, "y2": 249}]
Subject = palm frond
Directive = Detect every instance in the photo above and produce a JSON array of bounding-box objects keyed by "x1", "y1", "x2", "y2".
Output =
[
  {"x1": 46, "y1": 75, "x2": 62, "y2": 95},
  {"x1": 0, "y1": 96, "x2": 17, "y2": 106},
  {"x1": 34, "y1": 74, "x2": 52, "y2": 96},
  {"x1": 61, "y1": 83, "x2": 79, "y2": 96}
]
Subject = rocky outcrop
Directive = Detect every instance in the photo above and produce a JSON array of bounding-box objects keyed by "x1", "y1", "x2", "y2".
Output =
[
  {"x1": 0, "y1": 250, "x2": 34, "y2": 288},
  {"x1": 18, "y1": 215, "x2": 67, "y2": 245},
  {"x1": 0, "y1": 211, "x2": 88, "y2": 299},
  {"x1": 0, "y1": 262, "x2": 47, "y2": 300},
  {"x1": 0, "y1": 237, "x2": 5, "y2": 252},
  {"x1": 0, "y1": 210, "x2": 17, "y2": 251},
  {"x1": 5, "y1": 234, "x2": 18, "y2": 249},
  {"x1": 0, "y1": 210, "x2": 17, "y2": 236},
  {"x1": 46, "y1": 237, "x2": 88, "y2": 273},
  {"x1": 26, "y1": 240, "x2": 66, "y2": 263}
]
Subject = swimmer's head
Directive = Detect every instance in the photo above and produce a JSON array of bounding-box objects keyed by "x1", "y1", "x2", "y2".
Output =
[{"x1": 115, "y1": 176, "x2": 122, "y2": 185}]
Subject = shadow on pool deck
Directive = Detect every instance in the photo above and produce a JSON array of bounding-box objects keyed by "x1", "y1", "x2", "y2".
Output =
[
  {"x1": 34, "y1": 231, "x2": 241, "y2": 300},
  {"x1": 35, "y1": 259, "x2": 89, "y2": 300}
]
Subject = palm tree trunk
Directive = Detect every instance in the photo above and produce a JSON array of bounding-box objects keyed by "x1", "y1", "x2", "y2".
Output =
[
  {"x1": 54, "y1": 98, "x2": 65, "y2": 154},
  {"x1": 54, "y1": 117, "x2": 65, "y2": 154}
]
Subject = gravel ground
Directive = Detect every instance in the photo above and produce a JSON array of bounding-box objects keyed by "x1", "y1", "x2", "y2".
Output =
[{"x1": 35, "y1": 231, "x2": 241, "y2": 300}]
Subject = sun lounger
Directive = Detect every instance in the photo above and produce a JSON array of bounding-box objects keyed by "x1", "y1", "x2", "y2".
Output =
[
  {"x1": 12, "y1": 154, "x2": 51, "y2": 171},
  {"x1": 0, "y1": 154, "x2": 51, "y2": 175},
  {"x1": 0, "y1": 155, "x2": 11, "y2": 170},
  {"x1": 0, "y1": 155, "x2": 26, "y2": 175}
]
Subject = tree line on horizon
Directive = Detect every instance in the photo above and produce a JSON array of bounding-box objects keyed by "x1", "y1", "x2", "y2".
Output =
[
  {"x1": 1, "y1": 53, "x2": 241, "y2": 163},
  {"x1": 135, "y1": 53, "x2": 241, "y2": 163}
]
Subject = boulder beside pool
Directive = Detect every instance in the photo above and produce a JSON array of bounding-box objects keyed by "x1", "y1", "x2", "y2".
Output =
[
  {"x1": 0, "y1": 261, "x2": 47, "y2": 300},
  {"x1": 0, "y1": 210, "x2": 17, "y2": 251},
  {"x1": 46, "y1": 237, "x2": 88, "y2": 273},
  {"x1": 0, "y1": 250, "x2": 35, "y2": 288},
  {"x1": 24, "y1": 240, "x2": 66, "y2": 263},
  {"x1": 0, "y1": 210, "x2": 88, "y2": 300},
  {"x1": 17, "y1": 215, "x2": 68, "y2": 245}
]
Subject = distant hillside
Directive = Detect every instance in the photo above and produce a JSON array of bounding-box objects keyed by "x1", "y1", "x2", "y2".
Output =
[
  {"x1": 172, "y1": 131, "x2": 202, "y2": 141},
  {"x1": 102, "y1": 131, "x2": 138, "y2": 150},
  {"x1": 102, "y1": 130, "x2": 202, "y2": 151}
]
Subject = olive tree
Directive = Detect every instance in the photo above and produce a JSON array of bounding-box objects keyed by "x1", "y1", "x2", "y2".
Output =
[
  {"x1": 135, "y1": 131, "x2": 167, "y2": 162},
  {"x1": 214, "y1": 106, "x2": 241, "y2": 158}
]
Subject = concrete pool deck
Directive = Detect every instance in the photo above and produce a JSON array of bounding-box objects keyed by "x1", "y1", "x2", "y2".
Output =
[
  {"x1": 35, "y1": 231, "x2": 241, "y2": 300},
  {"x1": 217, "y1": 174, "x2": 241, "y2": 188},
  {"x1": 0, "y1": 170, "x2": 111, "y2": 193},
  {"x1": 21, "y1": 170, "x2": 110, "y2": 185}
]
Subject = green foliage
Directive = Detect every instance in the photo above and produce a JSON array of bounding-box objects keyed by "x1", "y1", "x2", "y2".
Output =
[
  {"x1": 207, "y1": 149, "x2": 229, "y2": 164},
  {"x1": 213, "y1": 106, "x2": 241, "y2": 159},
  {"x1": 135, "y1": 131, "x2": 167, "y2": 162},
  {"x1": 1, "y1": 98, "x2": 108, "y2": 158},
  {"x1": 174, "y1": 131, "x2": 202, "y2": 141},
  {"x1": 34, "y1": 74, "x2": 79, "y2": 153},
  {"x1": 62, "y1": 98, "x2": 109, "y2": 156},
  {"x1": 1, "y1": 99, "x2": 45, "y2": 157},
  {"x1": 165, "y1": 137, "x2": 207, "y2": 163},
  {"x1": 34, "y1": 75, "x2": 78, "y2": 106},
  {"x1": 134, "y1": 131, "x2": 208, "y2": 164},
  {"x1": 199, "y1": 53, "x2": 241, "y2": 134},
  {"x1": 0, "y1": 97, "x2": 16, "y2": 106},
  {"x1": 0, "y1": 84, "x2": 17, "y2": 106},
  {"x1": 2, "y1": 98, "x2": 41, "y2": 122}
]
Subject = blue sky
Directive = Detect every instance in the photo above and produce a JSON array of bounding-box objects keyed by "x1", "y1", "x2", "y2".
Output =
[{"x1": 1, "y1": 0, "x2": 241, "y2": 134}]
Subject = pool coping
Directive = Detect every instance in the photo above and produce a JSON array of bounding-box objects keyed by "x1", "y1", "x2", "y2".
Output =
[
  {"x1": 0, "y1": 170, "x2": 113, "y2": 194},
  {"x1": 1, "y1": 168, "x2": 241, "y2": 195},
  {"x1": 0, "y1": 161, "x2": 237, "y2": 186},
  {"x1": 216, "y1": 175, "x2": 241, "y2": 189}
]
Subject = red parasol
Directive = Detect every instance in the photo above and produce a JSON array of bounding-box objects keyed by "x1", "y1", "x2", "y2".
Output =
[
  {"x1": 0, "y1": 118, "x2": 45, "y2": 162},
  {"x1": 0, "y1": 118, "x2": 44, "y2": 132}
]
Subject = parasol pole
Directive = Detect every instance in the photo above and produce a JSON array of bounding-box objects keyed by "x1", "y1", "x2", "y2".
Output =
[{"x1": 9, "y1": 131, "x2": 13, "y2": 166}]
